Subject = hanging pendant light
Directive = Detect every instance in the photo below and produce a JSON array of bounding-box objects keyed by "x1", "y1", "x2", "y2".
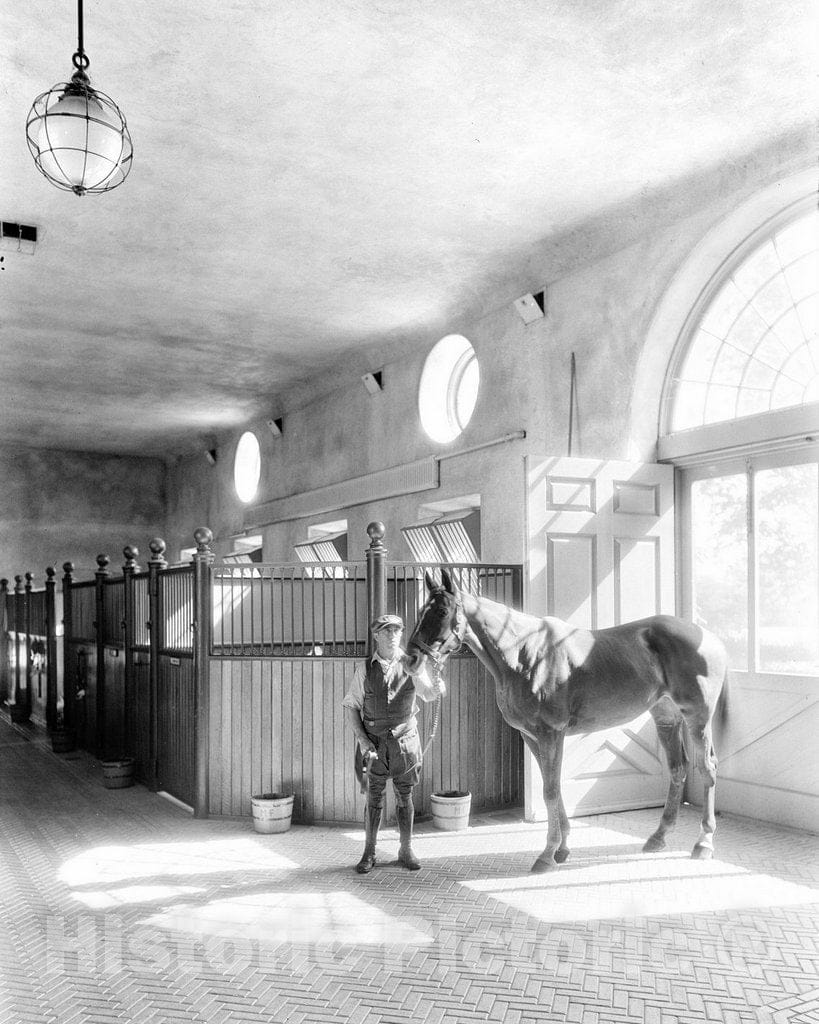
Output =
[{"x1": 25, "y1": 0, "x2": 132, "y2": 196}]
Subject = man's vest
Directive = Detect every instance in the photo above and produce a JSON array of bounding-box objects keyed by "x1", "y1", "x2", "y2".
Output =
[{"x1": 362, "y1": 658, "x2": 417, "y2": 737}]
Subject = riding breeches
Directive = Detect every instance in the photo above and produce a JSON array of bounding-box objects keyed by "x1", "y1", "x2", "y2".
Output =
[{"x1": 365, "y1": 722, "x2": 422, "y2": 806}]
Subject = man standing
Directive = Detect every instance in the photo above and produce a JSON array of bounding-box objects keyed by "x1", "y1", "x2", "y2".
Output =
[{"x1": 342, "y1": 613, "x2": 444, "y2": 873}]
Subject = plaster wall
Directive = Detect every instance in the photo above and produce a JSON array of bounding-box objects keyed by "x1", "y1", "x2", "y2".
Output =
[
  {"x1": 164, "y1": 177, "x2": 767, "y2": 567},
  {"x1": 0, "y1": 449, "x2": 167, "y2": 580}
]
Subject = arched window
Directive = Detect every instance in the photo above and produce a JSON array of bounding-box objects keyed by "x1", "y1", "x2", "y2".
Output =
[{"x1": 667, "y1": 208, "x2": 819, "y2": 432}]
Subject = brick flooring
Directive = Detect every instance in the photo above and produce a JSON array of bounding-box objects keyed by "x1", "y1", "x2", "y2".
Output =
[{"x1": 1, "y1": 714, "x2": 817, "y2": 1024}]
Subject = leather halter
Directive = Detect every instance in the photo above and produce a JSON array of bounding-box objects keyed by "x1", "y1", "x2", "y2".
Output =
[{"x1": 411, "y1": 592, "x2": 467, "y2": 665}]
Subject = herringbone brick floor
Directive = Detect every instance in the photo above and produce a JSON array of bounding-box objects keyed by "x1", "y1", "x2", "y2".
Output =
[{"x1": 1, "y1": 715, "x2": 817, "y2": 1024}]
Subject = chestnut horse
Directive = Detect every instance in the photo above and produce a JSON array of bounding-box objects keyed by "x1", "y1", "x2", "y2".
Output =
[{"x1": 405, "y1": 569, "x2": 729, "y2": 872}]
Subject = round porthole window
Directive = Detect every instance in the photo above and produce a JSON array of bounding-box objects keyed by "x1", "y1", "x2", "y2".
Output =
[
  {"x1": 234, "y1": 431, "x2": 261, "y2": 503},
  {"x1": 418, "y1": 334, "x2": 480, "y2": 444}
]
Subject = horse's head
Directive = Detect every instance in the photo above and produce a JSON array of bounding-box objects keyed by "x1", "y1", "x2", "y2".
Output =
[{"x1": 405, "y1": 567, "x2": 466, "y2": 674}]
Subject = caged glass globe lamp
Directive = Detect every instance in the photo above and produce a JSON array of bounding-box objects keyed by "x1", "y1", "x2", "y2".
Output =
[{"x1": 25, "y1": 0, "x2": 132, "y2": 196}]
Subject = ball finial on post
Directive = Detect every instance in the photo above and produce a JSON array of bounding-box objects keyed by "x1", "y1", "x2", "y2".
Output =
[
  {"x1": 148, "y1": 538, "x2": 167, "y2": 565},
  {"x1": 367, "y1": 521, "x2": 386, "y2": 550},
  {"x1": 194, "y1": 527, "x2": 214, "y2": 553}
]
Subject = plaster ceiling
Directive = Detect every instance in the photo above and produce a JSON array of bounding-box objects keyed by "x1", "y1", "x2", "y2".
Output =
[{"x1": 1, "y1": 1, "x2": 816, "y2": 457}]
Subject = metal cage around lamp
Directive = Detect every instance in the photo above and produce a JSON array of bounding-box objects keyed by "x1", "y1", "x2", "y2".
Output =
[{"x1": 25, "y1": 1, "x2": 132, "y2": 197}]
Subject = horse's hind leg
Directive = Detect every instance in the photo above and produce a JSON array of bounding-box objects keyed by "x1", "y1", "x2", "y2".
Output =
[
  {"x1": 688, "y1": 719, "x2": 718, "y2": 860},
  {"x1": 643, "y1": 702, "x2": 688, "y2": 854}
]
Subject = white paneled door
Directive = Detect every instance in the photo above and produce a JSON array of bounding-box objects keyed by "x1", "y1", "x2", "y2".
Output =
[{"x1": 525, "y1": 456, "x2": 676, "y2": 818}]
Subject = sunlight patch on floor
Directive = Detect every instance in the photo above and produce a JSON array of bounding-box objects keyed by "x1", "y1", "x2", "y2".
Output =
[
  {"x1": 59, "y1": 837, "x2": 298, "y2": 887},
  {"x1": 142, "y1": 891, "x2": 435, "y2": 946},
  {"x1": 72, "y1": 883, "x2": 208, "y2": 910},
  {"x1": 462, "y1": 856, "x2": 819, "y2": 922},
  {"x1": 340, "y1": 819, "x2": 644, "y2": 859}
]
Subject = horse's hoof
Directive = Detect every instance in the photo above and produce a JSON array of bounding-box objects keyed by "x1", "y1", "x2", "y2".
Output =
[
  {"x1": 642, "y1": 836, "x2": 666, "y2": 854},
  {"x1": 530, "y1": 857, "x2": 557, "y2": 873},
  {"x1": 691, "y1": 844, "x2": 713, "y2": 860},
  {"x1": 554, "y1": 847, "x2": 570, "y2": 864}
]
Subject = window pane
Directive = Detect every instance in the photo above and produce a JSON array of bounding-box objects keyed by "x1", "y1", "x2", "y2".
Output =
[
  {"x1": 669, "y1": 209, "x2": 819, "y2": 431},
  {"x1": 691, "y1": 474, "x2": 748, "y2": 669},
  {"x1": 755, "y1": 462, "x2": 819, "y2": 674}
]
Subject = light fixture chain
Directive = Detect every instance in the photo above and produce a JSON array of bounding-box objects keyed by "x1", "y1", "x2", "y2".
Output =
[{"x1": 73, "y1": 0, "x2": 89, "y2": 71}]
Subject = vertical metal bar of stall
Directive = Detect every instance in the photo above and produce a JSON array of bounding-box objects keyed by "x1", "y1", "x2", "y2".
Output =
[
  {"x1": 0, "y1": 579, "x2": 9, "y2": 709},
  {"x1": 147, "y1": 538, "x2": 167, "y2": 791},
  {"x1": 289, "y1": 566, "x2": 296, "y2": 657},
  {"x1": 192, "y1": 527, "x2": 214, "y2": 818},
  {"x1": 366, "y1": 522, "x2": 387, "y2": 658},
  {"x1": 24, "y1": 573, "x2": 33, "y2": 719},
  {"x1": 45, "y1": 567, "x2": 57, "y2": 730},
  {"x1": 122, "y1": 546, "x2": 139, "y2": 758},
  {"x1": 61, "y1": 565, "x2": 74, "y2": 735},
  {"x1": 94, "y1": 555, "x2": 110, "y2": 757}
]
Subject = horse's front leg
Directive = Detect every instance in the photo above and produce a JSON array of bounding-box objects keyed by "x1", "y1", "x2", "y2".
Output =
[{"x1": 532, "y1": 729, "x2": 568, "y2": 873}]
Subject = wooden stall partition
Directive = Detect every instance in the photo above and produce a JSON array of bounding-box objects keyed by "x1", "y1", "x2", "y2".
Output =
[
  {"x1": 157, "y1": 654, "x2": 196, "y2": 807},
  {"x1": 146, "y1": 538, "x2": 168, "y2": 790},
  {"x1": 0, "y1": 579, "x2": 9, "y2": 707},
  {"x1": 100, "y1": 572, "x2": 126, "y2": 759},
  {"x1": 154, "y1": 547, "x2": 197, "y2": 810},
  {"x1": 44, "y1": 568, "x2": 58, "y2": 730},
  {"x1": 206, "y1": 654, "x2": 521, "y2": 822},
  {"x1": 93, "y1": 555, "x2": 111, "y2": 756},
  {"x1": 23, "y1": 572, "x2": 50, "y2": 727},
  {"x1": 129, "y1": 556, "x2": 152, "y2": 785},
  {"x1": 9, "y1": 576, "x2": 28, "y2": 722},
  {"x1": 199, "y1": 521, "x2": 525, "y2": 824},
  {"x1": 207, "y1": 656, "x2": 360, "y2": 822},
  {"x1": 414, "y1": 657, "x2": 523, "y2": 812},
  {"x1": 65, "y1": 576, "x2": 97, "y2": 752}
]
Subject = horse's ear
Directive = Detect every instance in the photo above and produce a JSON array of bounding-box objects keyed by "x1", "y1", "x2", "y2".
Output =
[
  {"x1": 424, "y1": 570, "x2": 437, "y2": 593},
  {"x1": 440, "y1": 567, "x2": 455, "y2": 594}
]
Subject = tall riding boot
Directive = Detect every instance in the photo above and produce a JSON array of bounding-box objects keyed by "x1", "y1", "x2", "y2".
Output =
[
  {"x1": 356, "y1": 804, "x2": 382, "y2": 874},
  {"x1": 396, "y1": 799, "x2": 421, "y2": 871}
]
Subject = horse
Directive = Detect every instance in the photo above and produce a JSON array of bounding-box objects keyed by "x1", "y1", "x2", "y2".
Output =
[{"x1": 405, "y1": 569, "x2": 729, "y2": 873}]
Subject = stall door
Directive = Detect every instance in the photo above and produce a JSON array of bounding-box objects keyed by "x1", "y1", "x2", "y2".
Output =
[{"x1": 525, "y1": 456, "x2": 676, "y2": 818}]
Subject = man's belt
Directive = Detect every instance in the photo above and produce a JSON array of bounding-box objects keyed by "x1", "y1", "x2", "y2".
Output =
[{"x1": 363, "y1": 718, "x2": 415, "y2": 739}]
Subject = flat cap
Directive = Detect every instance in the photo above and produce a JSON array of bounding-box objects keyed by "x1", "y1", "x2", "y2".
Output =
[{"x1": 370, "y1": 613, "x2": 404, "y2": 632}]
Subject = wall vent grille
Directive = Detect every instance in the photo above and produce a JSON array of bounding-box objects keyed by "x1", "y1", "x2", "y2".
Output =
[{"x1": 0, "y1": 222, "x2": 37, "y2": 254}]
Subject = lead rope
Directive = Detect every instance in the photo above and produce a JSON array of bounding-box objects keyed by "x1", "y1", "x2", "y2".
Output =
[
  {"x1": 420, "y1": 658, "x2": 444, "y2": 758},
  {"x1": 396, "y1": 658, "x2": 444, "y2": 778}
]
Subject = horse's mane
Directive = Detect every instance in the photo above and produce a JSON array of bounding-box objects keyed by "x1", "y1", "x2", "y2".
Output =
[
  {"x1": 463, "y1": 593, "x2": 576, "y2": 701},
  {"x1": 516, "y1": 617, "x2": 575, "y2": 700}
]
